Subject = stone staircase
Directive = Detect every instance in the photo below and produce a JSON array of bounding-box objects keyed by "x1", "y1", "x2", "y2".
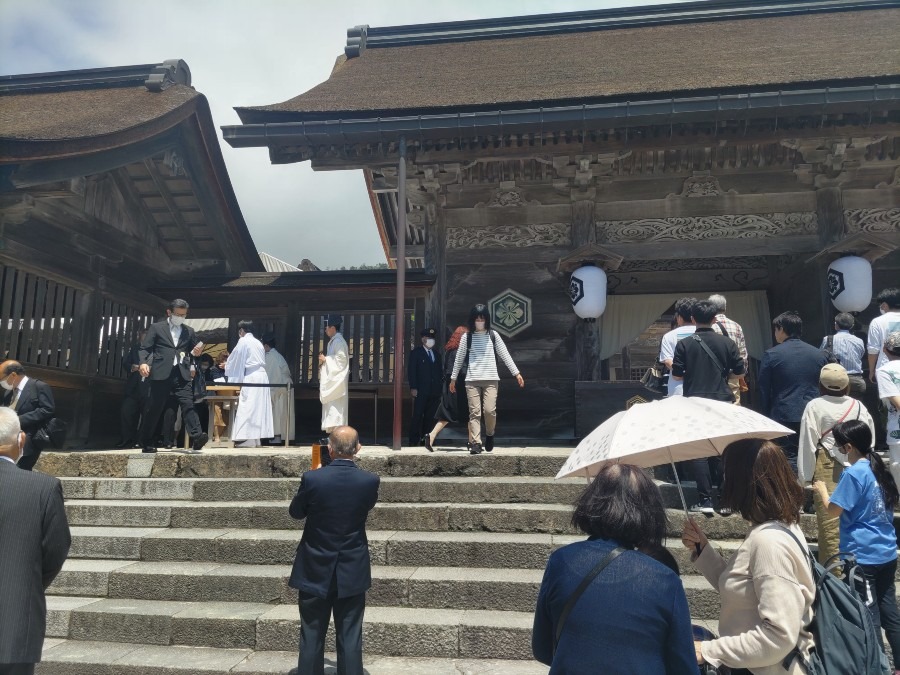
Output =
[{"x1": 34, "y1": 448, "x2": 822, "y2": 675}]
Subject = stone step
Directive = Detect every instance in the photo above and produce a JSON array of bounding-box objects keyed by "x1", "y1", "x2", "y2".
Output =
[
  {"x1": 60, "y1": 476, "x2": 588, "y2": 505},
  {"x1": 49, "y1": 560, "x2": 546, "y2": 613},
  {"x1": 48, "y1": 558, "x2": 728, "y2": 619},
  {"x1": 64, "y1": 499, "x2": 822, "y2": 537},
  {"x1": 68, "y1": 526, "x2": 580, "y2": 567},
  {"x1": 46, "y1": 597, "x2": 538, "y2": 660},
  {"x1": 38, "y1": 448, "x2": 571, "y2": 480},
  {"x1": 37, "y1": 640, "x2": 551, "y2": 674},
  {"x1": 64, "y1": 500, "x2": 580, "y2": 534}
]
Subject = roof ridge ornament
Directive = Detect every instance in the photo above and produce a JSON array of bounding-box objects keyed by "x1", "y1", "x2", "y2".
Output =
[
  {"x1": 345, "y1": 25, "x2": 369, "y2": 58},
  {"x1": 145, "y1": 59, "x2": 191, "y2": 92}
]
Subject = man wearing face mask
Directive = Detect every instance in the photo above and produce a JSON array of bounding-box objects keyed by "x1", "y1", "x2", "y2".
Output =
[
  {"x1": 0, "y1": 407, "x2": 71, "y2": 675},
  {"x1": 408, "y1": 327, "x2": 443, "y2": 447},
  {"x1": 0, "y1": 361, "x2": 55, "y2": 471},
  {"x1": 137, "y1": 299, "x2": 207, "y2": 454}
]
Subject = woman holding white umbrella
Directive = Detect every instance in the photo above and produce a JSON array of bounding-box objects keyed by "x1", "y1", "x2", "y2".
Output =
[{"x1": 681, "y1": 439, "x2": 815, "y2": 675}]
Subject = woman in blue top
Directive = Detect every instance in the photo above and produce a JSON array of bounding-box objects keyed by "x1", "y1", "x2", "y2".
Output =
[
  {"x1": 532, "y1": 463, "x2": 696, "y2": 674},
  {"x1": 814, "y1": 418, "x2": 900, "y2": 671}
]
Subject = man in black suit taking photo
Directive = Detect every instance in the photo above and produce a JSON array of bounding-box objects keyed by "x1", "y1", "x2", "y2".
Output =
[
  {"x1": 288, "y1": 425, "x2": 380, "y2": 675},
  {"x1": 0, "y1": 360, "x2": 55, "y2": 471},
  {"x1": 138, "y1": 299, "x2": 207, "y2": 454}
]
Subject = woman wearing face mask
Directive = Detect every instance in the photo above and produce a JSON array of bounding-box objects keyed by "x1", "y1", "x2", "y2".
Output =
[
  {"x1": 408, "y1": 328, "x2": 443, "y2": 448},
  {"x1": 450, "y1": 304, "x2": 524, "y2": 455}
]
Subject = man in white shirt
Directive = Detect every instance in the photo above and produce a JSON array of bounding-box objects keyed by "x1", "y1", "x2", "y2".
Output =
[
  {"x1": 659, "y1": 297, "x2": 697, "y2": 397},
  {"x1": 868, "y1": 287, "x2": 900, "y2": 381},
  {"x1": 226, "y1": 320, "x2": 274, "y2": 448},
  {"x1": 319, "y1": 315, "x2": 349, "y2": 439},
  {"x1": 262, "y1": 334, "x2": 294, "y2": 445},
  {"x1": 876, "y1": 331, "x2": 900, "y2": 487}
]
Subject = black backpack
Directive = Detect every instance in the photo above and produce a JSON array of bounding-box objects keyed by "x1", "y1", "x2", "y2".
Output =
[{"x1": 779, "y1": 527, "x2": 888, "y2": 675}]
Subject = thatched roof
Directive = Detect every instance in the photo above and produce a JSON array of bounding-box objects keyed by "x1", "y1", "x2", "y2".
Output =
[
  {"x1": 0, "y1": 85, "x2": 199, "y2": 142},
  {"x1": 238, "y1": 7, "x2": 900, "y2": 121}
]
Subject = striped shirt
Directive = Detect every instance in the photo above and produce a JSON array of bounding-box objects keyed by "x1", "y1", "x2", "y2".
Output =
[
  {"x1": 451, "y1": 330, "x2": 519, "y2": 381},
  {"x1": 820, "y1": 330, "x2": 865, "y2": 375}
]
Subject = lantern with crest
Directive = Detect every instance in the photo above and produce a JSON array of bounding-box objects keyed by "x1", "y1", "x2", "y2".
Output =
[
  {"x1": 569, "y1": 264, "x2": 607, "y2": 322},
  {"x1": 827, "y1": 255, "x2": 872, "y2": 313}
]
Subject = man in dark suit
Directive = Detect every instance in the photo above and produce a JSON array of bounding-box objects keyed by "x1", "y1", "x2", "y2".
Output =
[
  {"x1": 0, "y1": 407, "x2": 71, "y2": 674},
  {"x1": 0, "y1": 361, "x2": 55, "y2": 471},
  {"x1": 117, "y1": 329, "x2": 147, "y2": 448},
  {"x1": 407, "y1": 327, "x2": 442, "y2": 446},
  {"x1": 137, "y1": 299, "x2": 207, "y2": 454},
  {"x1": 758, "y1": 310, "x2": 831, "y2": 473},
  {"x1": 288, "y1": 425, "x2": 380, "y2": 675}
]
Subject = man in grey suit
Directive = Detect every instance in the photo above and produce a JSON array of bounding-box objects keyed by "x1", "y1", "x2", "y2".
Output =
[{"x1": 0, "y1": 408, "x2": 71, "y2": 675}]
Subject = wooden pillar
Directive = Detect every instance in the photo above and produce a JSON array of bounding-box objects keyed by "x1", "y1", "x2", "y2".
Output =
[
  {"x1": 815, "y1": 187, "x2": 847, "y2": 340},
  {"x1": 572, "y1": 200, "x2": 602, "y2": 381},
  {"x1": 423, "y1": 202, "x2": 446, "y2": 337},
  {"x1": 68, "y1": 271, "x2": 104, "y2": 445}
]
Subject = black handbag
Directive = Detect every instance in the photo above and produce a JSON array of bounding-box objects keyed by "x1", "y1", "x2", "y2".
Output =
[
  {"x1": 641, "y1": 362, "x2": 668, "y2": 395},
  {"x1": 33, "y1": 417, "x2": 68, "y2": 450}
]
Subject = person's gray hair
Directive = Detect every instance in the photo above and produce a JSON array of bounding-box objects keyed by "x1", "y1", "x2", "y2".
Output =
[
  {"x1": 708, "y1": 294, "x2": 727, "y2": 313},
  {"x1": 834, "y1": 312, "x2": 855, "y2": 330},
  {"x1": 0, "y1": 407, "x2": 21, "y2": 447},
  {"x1": 329, "y1": 426, "x2": 360, "y2": 457},
  {"x1": 169, "y1": 299, "x2": 189, "y2": 311}
]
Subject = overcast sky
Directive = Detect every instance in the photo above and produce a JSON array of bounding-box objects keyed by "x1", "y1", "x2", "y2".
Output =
[{"x1": 1, "y1": 0, "x2": 685, "y2": 270}]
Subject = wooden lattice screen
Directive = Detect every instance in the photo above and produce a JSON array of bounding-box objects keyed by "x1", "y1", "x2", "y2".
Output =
[
  {"x1": 297, "y1": 310, "x2": 420, "y2": 385},
  {"x1": 0, "y1": 264, "x2": 82, "y2": 370},
  {"x1": 96, "y1": 301, "x2": 157, "y2": 378}
]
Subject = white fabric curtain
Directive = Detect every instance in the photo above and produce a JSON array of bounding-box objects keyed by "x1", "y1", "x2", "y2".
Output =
[{"x1": 597, "y1": 290, "x2": 772, "y2": 362}]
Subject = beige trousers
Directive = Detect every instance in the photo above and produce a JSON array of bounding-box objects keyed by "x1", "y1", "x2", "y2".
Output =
[
  {"x1": 465, "y1": 380, "x2": 498, "y2": 441},
  {"x1": 813, "y1": 447, "x2": 843, "y2": 567},
  {"x1": 728, "y1": 374, "x2": 742, "y2": 406}
]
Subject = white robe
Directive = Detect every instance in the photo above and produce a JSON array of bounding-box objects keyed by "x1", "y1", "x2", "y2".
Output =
[
  {"x1": 264, "y1": 347, "x2": 295, "y2": 439},
  {"x1": 319, "y1": 332, "x2": 349, "y2": 432},
  {"x1": 226, "y1": 332, "x2": 274, "y2": 441}
]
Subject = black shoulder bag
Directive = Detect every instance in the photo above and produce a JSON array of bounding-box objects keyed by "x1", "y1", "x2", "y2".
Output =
[{"x1": 553, "y1": 546, "x2": 625, "y2": 654}]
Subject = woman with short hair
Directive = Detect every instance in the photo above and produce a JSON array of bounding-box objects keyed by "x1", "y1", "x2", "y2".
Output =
[
  {"x1": 682, "y1": 440, "x2": 815, "y2": 674},
  {"x1": 449, "y1": 304, "x2": 524, "y2": 455},
  {"x1": 532, "y1": 464, "x2": 696, "y2": 674},
  {"x1": 814, "y1": 419, "x2": 900, "y2": 672}
]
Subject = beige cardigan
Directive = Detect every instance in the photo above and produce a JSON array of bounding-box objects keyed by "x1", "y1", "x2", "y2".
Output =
[{"x1": 694, "y1": 521, "x2": 815, "y2": 675}]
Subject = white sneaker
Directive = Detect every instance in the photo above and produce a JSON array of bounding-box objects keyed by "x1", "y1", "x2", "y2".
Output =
[{"x1": 689, "y1": 499, "x2": 715, "y2": 516}]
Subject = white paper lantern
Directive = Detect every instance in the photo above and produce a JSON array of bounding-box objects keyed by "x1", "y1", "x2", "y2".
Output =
[
  {"x1": 569, "y1": 265, "x2": 607, "y2": 321},
  {"x1": 827, "y1": 256, "x2": 872, "y2": 312}
]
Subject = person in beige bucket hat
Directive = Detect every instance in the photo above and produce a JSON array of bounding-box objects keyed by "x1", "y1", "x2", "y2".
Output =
[{"x1": 798, "y1": 362, "x2": 876, "y2": 565}]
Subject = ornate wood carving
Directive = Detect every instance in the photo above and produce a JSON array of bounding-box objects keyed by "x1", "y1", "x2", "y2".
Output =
[
  {"x1": 876, "y1": 166, "x2": 900, "y2": 189},
  {"x1": 844, "y1": 208, "x2": 900, "y2": 234},
  {"x1": 616, "y1": 256, "x2": 768, "y2": 272},
  {"x1": 666, "y1": 173, "x2": 736, "y2": 198},
  {"x1": 447, "y1": 223, "x2": 570, "y2": 249},
  {"x1": 597, "y1": 212, "x2": 817, "y2": 244},
  {"x1": 474, "y1": 186, "x2": 540, "y2": 208}
]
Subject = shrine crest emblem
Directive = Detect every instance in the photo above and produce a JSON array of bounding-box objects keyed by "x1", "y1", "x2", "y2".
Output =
[{"x1": 488, "y1": 289, "x2": 532, "y2": 338}]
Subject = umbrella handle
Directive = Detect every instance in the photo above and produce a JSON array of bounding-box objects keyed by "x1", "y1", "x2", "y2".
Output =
[{"x1": 668, "y1": 454, "x2": 703, "y2": 557}]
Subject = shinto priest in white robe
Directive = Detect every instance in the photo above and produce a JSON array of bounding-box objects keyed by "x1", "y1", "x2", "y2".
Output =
[
  {"x1": 264, "y1": 346, "x2": 294, "y2": 440},
  {"x1": 226, "y1": 332, "x2": 274, "y2": 441},
  {"x1": 319, "y1": 331, "x2": 349, "y2": 432}
]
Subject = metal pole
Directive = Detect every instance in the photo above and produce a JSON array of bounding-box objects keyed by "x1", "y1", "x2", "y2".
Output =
[{"x1": 392, "y1": 137, "x2": 407, "y2": 451}]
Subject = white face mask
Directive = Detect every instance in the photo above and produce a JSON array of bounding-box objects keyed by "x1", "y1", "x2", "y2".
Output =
[
  {"x1": 881, "y1": 305, "x2": 887, "y2": 315},
  {"x1": 474, "y1": 321, "x2": 486, "y2": 330},
  {"x1": 0, "y1": 378, "x2": 12, "y2": 391},
  {"x1": 425, "y1": 339, "x2": 435, "y2": 349},
  {"x1": 169, "y1": 314, "x2": 185, "y2": 326}
]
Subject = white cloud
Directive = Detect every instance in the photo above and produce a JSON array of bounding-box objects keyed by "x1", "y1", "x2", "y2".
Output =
[{"x1": 1, "y1": 0, "x2": 686, "y2": 269}]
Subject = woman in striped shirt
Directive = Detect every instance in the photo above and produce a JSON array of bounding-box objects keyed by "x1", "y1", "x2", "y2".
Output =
[{"x1": 450, "y1": 304, "x2": 525, "y2": 454}]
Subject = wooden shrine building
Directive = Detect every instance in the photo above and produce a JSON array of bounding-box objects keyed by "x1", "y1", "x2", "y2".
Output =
[
  {"x1": 0, "y1": 60, "x2": 431, "y2": 445},
  {"x1": 224, "y1": 0, "x2": 900, "y2": 439}
]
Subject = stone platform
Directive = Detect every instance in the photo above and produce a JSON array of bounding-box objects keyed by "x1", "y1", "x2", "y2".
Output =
[{"x1": 31, "y1": 445, "x2": 822, "y2": 674}]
